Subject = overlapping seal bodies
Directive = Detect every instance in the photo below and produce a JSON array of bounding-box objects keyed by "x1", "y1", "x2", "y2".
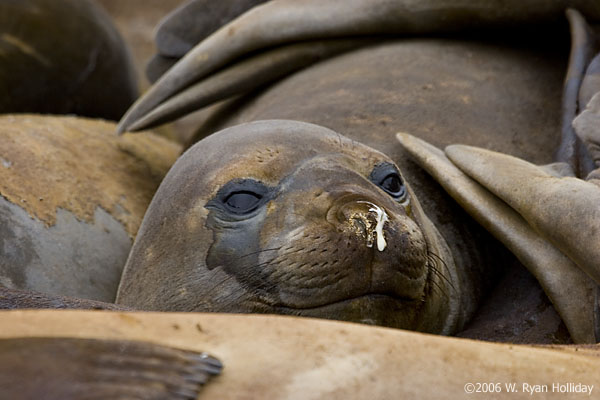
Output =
[
  {"x1": 114, "y1": 1, "x2": 584, "y2": 336},
  {"x1": 117, "y1": 120, "x2": 482, "y2": 335},
  {"x1": 113, "y1": 0, "x2": 600, "y2": 342},
  {"x1": 0, "y1": 115, "x2": 180, "y2": 302}
]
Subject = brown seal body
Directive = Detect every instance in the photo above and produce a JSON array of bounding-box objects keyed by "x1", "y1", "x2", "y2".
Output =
[
  {"x1": 1, "y1": 310, "x2": 599, "y2": 400},
  {"x1": 117, "y1": 120, "x2": 494, "y2": 335},
  {"x1": 198, "y1": 35, "x2": 576, "y2": 336},
  {"x1": 0, "y1": 115, "x2": 180, "y2": 302},
  {"x1": 193, "y1": 36, "x2": 567, "y2": 260},
  {"x1": 0, "y1": 0, "x2": 137, "y2": 120},
  {"x1": 117, "y1": 27, "x2": 576, "y2": 338}
]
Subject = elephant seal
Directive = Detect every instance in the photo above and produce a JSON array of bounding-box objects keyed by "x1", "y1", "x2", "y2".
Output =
[
  {"x1": 0, "y1": 0, "x2": 137, "y2": 120},
  {"x1": 116, "y1": 0, "x2": 600, "y2": 135},
  {"x1": 117, "y1": 120, "x2": 493, "y2": 335},
  {"x1": 3, "y1": 0, "x2": 594, "y2": 342},
  {"x1": 113, "y1": 2, "x2": 600, "y2": 342},
  {"x1": 1, "y1": 310, "x2": 599, "y2": 400},
  {"x1": 0, "y1": 115, "x2": 180, "y2": 302}
]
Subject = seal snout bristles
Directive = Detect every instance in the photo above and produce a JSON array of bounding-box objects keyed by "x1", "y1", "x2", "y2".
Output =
[{"x1": 356, "y1": 201, "x2": 389, "y2": 252}]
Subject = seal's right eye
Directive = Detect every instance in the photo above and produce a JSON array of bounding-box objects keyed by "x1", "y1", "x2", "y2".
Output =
[
  {"x1": 209, "y1": 179, "x2": 272, "y2": 216},
  {"x1": 224, "y1": 191, "x2": 262, "y2": 214}
]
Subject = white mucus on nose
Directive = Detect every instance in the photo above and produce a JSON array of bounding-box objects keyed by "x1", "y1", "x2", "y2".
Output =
[{"x1": 357, "y1": 201, "x2": 389, "y2": 251}]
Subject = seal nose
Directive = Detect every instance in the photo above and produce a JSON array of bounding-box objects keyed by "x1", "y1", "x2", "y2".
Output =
[{"x1": 334, "y1": 200, "x2": 390, "y2": 251}]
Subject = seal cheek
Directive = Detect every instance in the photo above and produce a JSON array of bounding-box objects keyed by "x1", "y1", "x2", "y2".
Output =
[
  {"x1": 370, "y1": 217, "x2": 430, "y2": 299},
  {"x1": 204, "y1": 207, "x2": 269, "y2": 291}
]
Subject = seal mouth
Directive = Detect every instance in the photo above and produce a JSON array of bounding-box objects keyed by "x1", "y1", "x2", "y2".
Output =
[
  {"x1": 270, "y1": 293, "x2": 419, "y2": 312},
  {"x1": 263, "y1": 293, "x2": 423, "y2": 329}
]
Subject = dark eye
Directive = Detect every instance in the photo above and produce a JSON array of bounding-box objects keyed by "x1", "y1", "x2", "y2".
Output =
[
  {"x1": 224, "y1": 191, "x2": 262, "y2": 213},
  {"x1": 369, "y1": 162, "x2": 408, "y2": 202},
  {"x1": 209, "y1": 179, "x2": 271, "y2": 216},
  {"x1": 380, "y1": 174, "x2": 405, "y2": 197}
]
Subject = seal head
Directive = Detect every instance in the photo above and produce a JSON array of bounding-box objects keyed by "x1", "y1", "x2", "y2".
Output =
[{"x1": 117, "y1": 120, "x2": 462, "y2": 334}]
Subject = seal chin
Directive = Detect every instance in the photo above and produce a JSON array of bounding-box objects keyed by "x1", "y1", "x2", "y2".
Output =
[{"x1": 272, "y1": 294, "x2": 424, "y2": 329}]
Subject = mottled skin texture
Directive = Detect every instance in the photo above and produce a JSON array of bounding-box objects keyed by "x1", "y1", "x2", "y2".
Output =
[
  {"x1": 0, "y1": 115, "x2": 179, "y2": 236},
  {"x1": 0, "y1": 115, "x2": 180, "y2": 302},
  {"x1": 117, "y1": 121, "x2": 488, "y2": 335}
]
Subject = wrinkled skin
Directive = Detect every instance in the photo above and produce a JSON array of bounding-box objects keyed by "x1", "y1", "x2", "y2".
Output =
[
  {"x1": 116, "y1": 120, "x2": 485, "y2": 335},
  {"x1": 113, "y1": 0, "x2": 600, "y2": 342}
]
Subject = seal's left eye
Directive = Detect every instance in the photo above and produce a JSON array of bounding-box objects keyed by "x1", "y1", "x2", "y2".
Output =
[
  {"x1": 369, "y1": 162, "x2": 408, "y2": 202},
  {"x1": 224, "y1": 191, "x2": 262, "y2": 213},
  {"x1": 380, "y1": 174, "x2": 405, "y2": 198}
]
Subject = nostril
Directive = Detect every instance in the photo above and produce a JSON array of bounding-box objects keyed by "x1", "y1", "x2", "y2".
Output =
[
  {"x1": 357, "y1": 201, "x2": 389, "y2": 252},
  {"x1": 332, "y1": 199, "x2": 389, "y2": 252},
  {"x1": 352, "y1": 216, "x2": 368, "y2": 237}
]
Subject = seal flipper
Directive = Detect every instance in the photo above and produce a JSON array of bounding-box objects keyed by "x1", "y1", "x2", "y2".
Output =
[
  {"x1": 154, "y1": 0, "x2": 270, "y2": 59},
  {"x1": 574, "y1": 92, "x2": 600, "y2": 180},
  {"x1": 396, "y1": 132, "x2": 597, "y2": 343},
  {"x1": 0, "y1": 337, "x2": 222, "y2": 400},
  {"x1": 118, "y1": 0, "x2": 600, "y2": 134},
  {"x1": 445, "y1": 145, "x2": 600, "y2": 344},
  {"x1": 557, "y1": 9, "x2": 598, "y2": 177},
  {"x1": 445, "y1": 145, "x2": 600, "y2": 287},
  {"x1": 445, "y1": 145, "x2": 600, "y2": 342},
  {"x1": 131, "y1": 39, "x2": 371, "y2": 132},
  {"x1": 146, "y1": 54, "x2": 179, "y2": 85},
  {"x1": 578, "y1": 54, "x2": 600, "y2": 109},
  {"x1": 147, "y1": 0, "x2": 270, "y2": 83}
]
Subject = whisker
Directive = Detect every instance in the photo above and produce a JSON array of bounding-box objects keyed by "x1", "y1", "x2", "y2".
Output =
[
  {"x1": 425, "y1": 253, "x2": 452, "y2": 299},
  {"x1": 428, "y1": 252, "x2": 456, "y2": 292},
  {"x1": 200, "y1": 273, "x2": 237, "y2": 300},
  {"x1": 427, "y1": 270, "x2": 449, "y2": 299},
  {"x1": 234, "y1": 247, "x2": 282, "y2": 260}
]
